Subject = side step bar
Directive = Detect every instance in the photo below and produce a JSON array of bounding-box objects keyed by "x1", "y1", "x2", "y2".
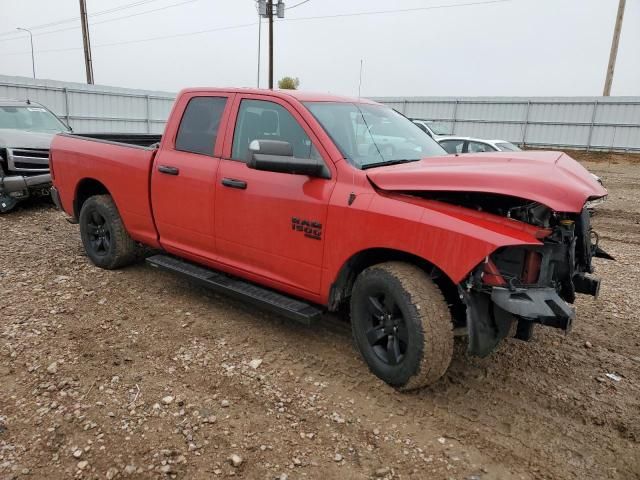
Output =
[{"x1": 146, "y1": 254, "x2": 323, "y2": 325}]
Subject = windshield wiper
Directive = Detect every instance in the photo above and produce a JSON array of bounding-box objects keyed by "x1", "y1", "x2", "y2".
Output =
[{"x1": 361, "y1": 159, "x2": 420, "y2": 170}]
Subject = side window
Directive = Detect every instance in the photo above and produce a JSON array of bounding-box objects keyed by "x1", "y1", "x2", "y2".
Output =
[
  {"x1": 440, "y1": 139, "x2": 464, "y2": 154},
  {"x1": 175, "y1": 96, "x2": 227, "y2": 156},
  {"x1": 468, "y1": 141, "x2": 495, "y2": 153},
  {"x1": 231, "y1": 99, "x2": 319, "y2": 161}
]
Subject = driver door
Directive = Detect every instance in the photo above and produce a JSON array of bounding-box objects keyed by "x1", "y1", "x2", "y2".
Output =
[{"x1": 214, "y1": 95, "x2": 335, "y2": 295}]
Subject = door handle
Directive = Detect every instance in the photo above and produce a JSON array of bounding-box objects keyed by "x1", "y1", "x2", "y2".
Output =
[
  {"x1": 221, "y1": 178, "x2": 247, "y2": 190},
  {"x1": 158, "y1": 165, "x2": 180, "y2": 175}
]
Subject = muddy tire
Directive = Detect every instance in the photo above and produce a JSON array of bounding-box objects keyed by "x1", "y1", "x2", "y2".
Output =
[
  {"x1": 79, "y1": 195, "x2": 138, "y2": 270},
  {"x1": 350, "y1": 262, "x2": 453, "y2": 390}
]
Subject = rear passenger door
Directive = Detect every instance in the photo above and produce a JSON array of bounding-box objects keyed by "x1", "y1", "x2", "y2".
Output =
[{"x1": 151, "y1": 93, "x2": 233, "y2": 260}]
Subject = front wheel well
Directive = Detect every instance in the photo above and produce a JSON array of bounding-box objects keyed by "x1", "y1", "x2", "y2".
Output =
[
  {"x1": 328, "y1": 248, "x2": 465, "y2": 326},
  {"x1": 74, "y1": 178, "x2": 110, "y2": 219}
]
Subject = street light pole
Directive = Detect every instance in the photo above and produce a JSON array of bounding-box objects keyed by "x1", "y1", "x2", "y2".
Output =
[{"x1": 16, "y1": 27, "x2": 35, "y2": 79}]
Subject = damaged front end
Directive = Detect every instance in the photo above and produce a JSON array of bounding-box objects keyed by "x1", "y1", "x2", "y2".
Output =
[{"x1": 457, "y1": 196, "x2": 613, "y2": 357}]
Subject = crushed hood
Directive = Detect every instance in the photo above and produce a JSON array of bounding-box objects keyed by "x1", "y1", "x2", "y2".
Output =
[
  {"x1": 365, "y1": 151, "x2": 607, "y2": 213},
  {"x1": 0, "y1": 129, "x2": 57, "y2": 149}
]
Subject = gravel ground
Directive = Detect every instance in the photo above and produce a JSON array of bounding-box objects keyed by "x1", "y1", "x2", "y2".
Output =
[{"x1": 1, "y1": 151, "x2": 639, "y2": 480}]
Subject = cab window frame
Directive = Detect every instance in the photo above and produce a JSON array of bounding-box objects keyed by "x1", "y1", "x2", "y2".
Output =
[
  {"x1": 174, "y1": 95, "x2": 228, "y2": 157},
  {"x1": 230, "y1": 98, "x2": 322, "y2": 163}
]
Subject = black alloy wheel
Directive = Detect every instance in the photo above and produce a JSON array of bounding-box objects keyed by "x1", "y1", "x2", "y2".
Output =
[
  {"x1": 79, "y1": 195, "x2": 138, "y2": 270},
  {"x1": 86, "y1": 210, "x2": 112, "y2": 256},
  {"x1": 365, "y1": 292, "x2": 409, "y2": 366},
  {"x1": 350, "y1": 262, "x2": 454, "y2": 390}
]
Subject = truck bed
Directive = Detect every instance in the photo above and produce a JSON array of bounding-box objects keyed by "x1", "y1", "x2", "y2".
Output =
[{"x1": 51, "y1": 132, "x2": 161, "y2": 248}]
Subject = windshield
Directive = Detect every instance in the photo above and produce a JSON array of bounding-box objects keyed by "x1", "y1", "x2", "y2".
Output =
[
  {"x1": 305, "y1": 102, "x2": 446, "y2": 169},
  {"x1": 495, "y1": 141, "x2": 521, "y2": 152},
  {"x1": 0, "y1": 105, "x2": 69, "y2": 132},
  {"x1": 424, "y1": 121, "x2": 450, "y2": 135}
]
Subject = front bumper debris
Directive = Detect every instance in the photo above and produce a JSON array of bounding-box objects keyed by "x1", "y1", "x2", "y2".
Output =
[
  {"x1": 491, "y1": 286, "x2": 576, "y2": 331},
  {"x1": 1, "y1": 173, "x2": 52, "y2": 196}
]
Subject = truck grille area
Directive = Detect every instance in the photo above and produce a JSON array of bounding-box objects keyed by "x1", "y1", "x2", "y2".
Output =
[{"x1": 5, "y1": 148, "x2": 50, "y2": 176}]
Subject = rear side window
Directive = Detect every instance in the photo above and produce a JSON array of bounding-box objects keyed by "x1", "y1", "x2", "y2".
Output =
[
  {"x1": 440, "y1": 139, "x2": 464, "y2": 154},
  {"x1": 175, "y1": 97, "x2": 227, "y2": 156},
  {"x1": 231, "y1": 99, "x2": 318, "y2": 162}
]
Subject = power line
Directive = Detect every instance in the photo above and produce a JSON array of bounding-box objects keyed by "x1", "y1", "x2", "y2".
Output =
[
  {"x1": 0, "y1": 0, "x2": 170, "y2": 38},
  {"x1": 286, "y1": 0, "x2": 311, "y2": 10},
  {"x1": 281, "y1": 0, "x2": 513, "y2": 23},
  {"x1": 0, "y1": 21, "x2": 259, "y2": 57},
  {"x1": 0, "y1": 0, "x2": 198, "y2": 43},
  {"x1": 0, "y1": 0, "x2": 514, "y2": 57}
]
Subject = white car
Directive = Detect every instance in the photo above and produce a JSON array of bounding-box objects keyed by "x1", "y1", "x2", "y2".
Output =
[
  {"x1": 409, "y1": 119, "x2": 451, "y2": 140},
  {"x1": 436, "y1": 135, "x2": 604, "y2": 186},
  {"x1": 436, "y1": 136, "x2": 522, "y2": 154}
]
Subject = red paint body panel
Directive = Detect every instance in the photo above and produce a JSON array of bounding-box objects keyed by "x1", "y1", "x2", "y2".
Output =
[
  {"x1": 51, "y1": 134, "x2": 160, "y2": 248},
  {"x1": 366, "y1": 151, "x2": 607, "y2": 213},
  {"x1": 51, "y1": 88, "x2": 607, "y2": 308},
  {"x1": 150, "y1": 92, "x2": 236, "y2": 260}
]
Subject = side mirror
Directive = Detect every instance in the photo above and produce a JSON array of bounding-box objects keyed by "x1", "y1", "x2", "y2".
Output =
[{"x1": 247, "y1": 139, "x2": 329, "y2": 178}]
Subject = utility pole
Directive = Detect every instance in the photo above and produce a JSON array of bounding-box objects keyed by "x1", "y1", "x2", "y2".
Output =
[
  {"x1": 603, "y1": 0, "x2": 626, "y2": 96},
  {"x1": 259, "y1": 1, "x2": 284, "y2": 90},
  {"x1": 16, "y1": 28, "x2": 35, "y2": 79},
  {"x1": 268, "y1": 1, "x2": 274, "y2": 89},
  {"x1": 79, "y1": 0, "x2": 94, "y2": 84},
  {"x1": 257, "y1": 17, "x2": 262, "y2": 87},
  {"x1": 358, "y1": 59, "x2": 363, "y2": 98}
]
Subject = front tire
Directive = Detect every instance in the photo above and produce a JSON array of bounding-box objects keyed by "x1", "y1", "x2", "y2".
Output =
[
  {"x1": 79, "y1": 194, "x2": 137, "y2": 269},
  {"x1": 350, "y1": 262, "x2": 453, "y2": 390}
]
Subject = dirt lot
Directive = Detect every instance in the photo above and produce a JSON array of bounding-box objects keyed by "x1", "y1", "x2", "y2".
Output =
[{"x1": 1, "y1": 151, "x2": 639, "y2": 480}]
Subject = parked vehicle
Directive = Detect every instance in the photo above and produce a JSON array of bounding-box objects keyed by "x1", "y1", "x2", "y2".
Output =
[
  {"x1": 409, "y1": 118, "x2": 451, "y2": 139},
  {"x1": 0, "y1": 99, "x2": 71, "y2": 212},
  {"x1": 437, "y1": 135, "x2": 604, "y2": 185},
  {"x1": 437, "y1": 136, "x2": 521, "y2": 154},
  {"x1": 50, "y1": 88, "x2": 610, "y2": 389}
]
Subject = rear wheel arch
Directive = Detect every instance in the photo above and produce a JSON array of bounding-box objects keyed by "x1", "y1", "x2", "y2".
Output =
[{"x1": 74, "y1": 178, "x2": 110, "y2": 219}]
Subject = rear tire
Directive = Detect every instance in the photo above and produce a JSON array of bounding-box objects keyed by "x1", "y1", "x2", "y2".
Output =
[
  {"x1": 79, "y1": 195, "x2": 138, "y2": 269},
  {"x1": 350, "y1": 262, "x2": 453, "y2": 390}
]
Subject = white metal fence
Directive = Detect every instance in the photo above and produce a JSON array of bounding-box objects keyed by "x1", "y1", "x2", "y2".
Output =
[
  {"x1": 373, "y1": 96, "x2": 640, "y2": 152},
  {"x1": 0, "y1": 74, "x2": 175, "y2": 134},
  {"x1": 2, "y1": 75, "x2": 639, "y2": 151}
]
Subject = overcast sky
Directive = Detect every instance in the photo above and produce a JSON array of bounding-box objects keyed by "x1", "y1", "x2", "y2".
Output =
[{"x1": 0, "y1": 0, "x2": 638, "y2": 97}]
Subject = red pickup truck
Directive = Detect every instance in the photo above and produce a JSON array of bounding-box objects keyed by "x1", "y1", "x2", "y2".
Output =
[{"x1": 50, "y1": 88, "x2": 610, "y2": 389}]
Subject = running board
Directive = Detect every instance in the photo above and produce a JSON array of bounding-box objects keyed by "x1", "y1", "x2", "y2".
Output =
[{"x1": 146, "y1": 254, "x2": 323, "y2": 325}]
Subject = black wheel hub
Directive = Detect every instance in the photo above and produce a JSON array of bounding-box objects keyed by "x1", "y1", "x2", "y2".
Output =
[
  {"x1": 87, "y1": 210, "x2": 111, "y2": 256},
  {"x1": 365, "y1": 293, "x2": 408, "y2": 366}
]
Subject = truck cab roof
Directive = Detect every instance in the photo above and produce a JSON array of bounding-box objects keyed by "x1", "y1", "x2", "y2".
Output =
[{"x1": 177, "y1": 87, "x2": 381, "y2": 105}]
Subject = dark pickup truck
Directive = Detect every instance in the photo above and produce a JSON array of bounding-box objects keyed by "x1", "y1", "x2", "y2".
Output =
[{"x1": 50, "y1": 87, "x2": 610, "y2": 389}]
